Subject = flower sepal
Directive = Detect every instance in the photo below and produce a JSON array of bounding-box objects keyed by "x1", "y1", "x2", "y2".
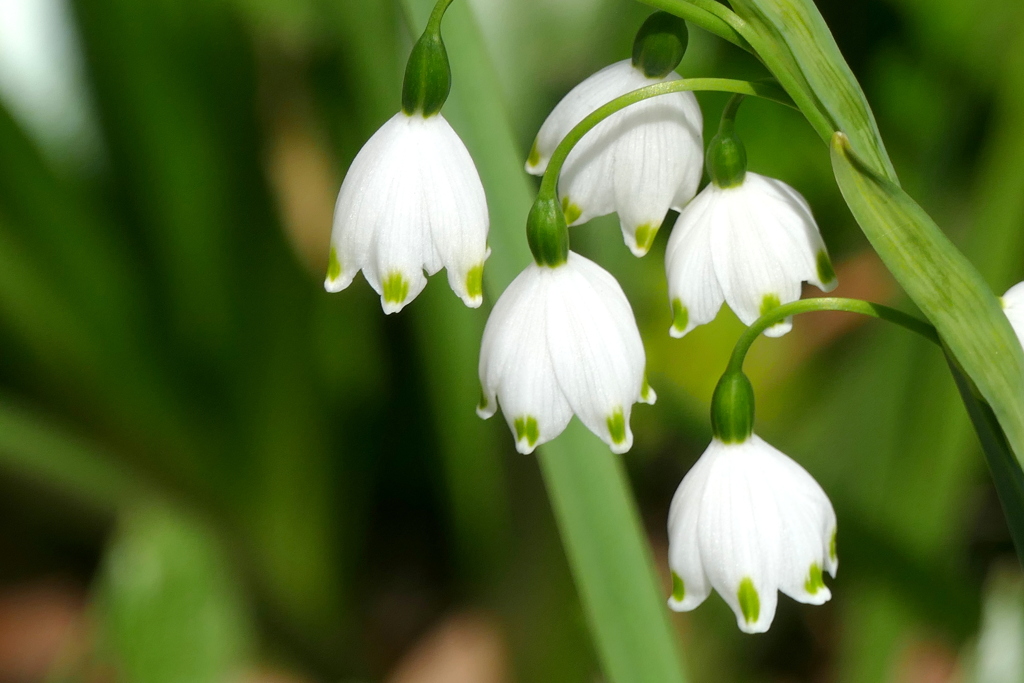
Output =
[
  {"x1": 527, "y1": 195, "x2": 570, "y2": 268},
  {"x1": 402, "y1": 13, "x2": 452, "y2": 116}
]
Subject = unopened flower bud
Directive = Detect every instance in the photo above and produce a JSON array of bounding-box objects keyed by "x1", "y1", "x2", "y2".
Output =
[{"x1": 631, "y1": 12, "x2": 689, "y2": 79}]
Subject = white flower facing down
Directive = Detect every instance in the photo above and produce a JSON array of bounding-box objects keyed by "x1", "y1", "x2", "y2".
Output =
[
  {"x1": 665, "y1": 172, "x2": 837, "y2": 338},
  {"x1": 526, "y1": 59, "x2": 703, "y2": 257},
  {"x1": 477, "y1": 252, "x2": 655, "y2": 454},
  {"x1": 1003, "y1": 282, "x2": 1024, "y2": 346},
  {"x1": 667, "y1": 435, "x2": 837, "y2": 634},
  {"x1": 326, "y1": 112, "x2": 489, "y2": 314}
]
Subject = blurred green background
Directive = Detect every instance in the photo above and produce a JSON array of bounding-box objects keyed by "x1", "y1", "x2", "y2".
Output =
[{"x1": 0, "y1": 0, "x2": 1022, "y2": 681}]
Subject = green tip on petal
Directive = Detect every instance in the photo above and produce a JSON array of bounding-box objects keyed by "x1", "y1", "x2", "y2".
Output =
[
  {"x1": 327, "y1": 247, "x2": 342, "y2": 282},
  {"x1": 804, "y1": 563, "x2": 825, "y2": 595},
  {"x1": 561, "y1": 196, "x2": 582, "y2": 225},
  {"x1": 606, "y1": 408, "x2": 627, "y2": 445},
  {"x1": 382, "y1": 272, "x2": 410, "y2": 305},
  {"x1": 830, "y1": 528, "x2": 838, "y2": 562},
  {"x1": 738, "y1": 578, "x2": 760, "y2": 625},
  {"x1": 477, "y1": 389, "x2": 489, "y2": 412},
  {"x1": 671, "y1": 298, "x2": 689, "y2": 334},
  {"x1": 633, "y1": 223, "x2": 658, "y2": 255},
  {"x1": 466, "y1": 263, "x2": 484, "y2": 300},
  {"x1": 760, "y1": 293, "x2": 782, "y2": 317},
  {"x1": 527, "y1": 140, "x2": 541, "y2": 168},
  {"x1": 816, "y1": 249, "x2": 837, "y2": 286},
  {"x1": 641, "y1": 373, "x2": 653, "y2": 402},
  {"x1": 671, "y1": 571, "x2": 686, "y2": 602},
  {"x1": 514, "y1": 416, "x2": 539, "y2": 448}
]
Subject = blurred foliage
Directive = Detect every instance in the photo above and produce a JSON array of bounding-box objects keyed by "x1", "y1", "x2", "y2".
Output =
[{"x1": 0, "y1": 0, "x2": 1020, "y2": 681}]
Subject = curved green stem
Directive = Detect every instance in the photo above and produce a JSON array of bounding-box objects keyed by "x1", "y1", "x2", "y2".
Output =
[
  {"x1": 538, "y1": 78, "x2": 795, "y2": 199},
  {"x1": 726, "y1": 297, "x2": 941, "y2": 374},
  {"x1": 720, "y1": 92, "x2": 745, "y2": 126},
  {"x1": 426, "y1": 0, "x2": 455, "y2": 31}
]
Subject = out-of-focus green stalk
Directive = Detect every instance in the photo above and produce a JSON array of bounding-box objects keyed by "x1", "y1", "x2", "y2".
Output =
[{"x1": 403, "y1": 1, "x2": 687, "y2": 680}]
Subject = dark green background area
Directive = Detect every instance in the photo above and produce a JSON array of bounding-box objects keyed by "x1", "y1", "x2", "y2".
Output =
[{"x1": 0, "y1": 0, "x2": 1022, "y2": 681}]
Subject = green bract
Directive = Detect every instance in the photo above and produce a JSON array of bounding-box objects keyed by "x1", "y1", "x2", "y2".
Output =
[
  {"x1": 706, "y1": 121, "x2": 747, "y2": 188},
  {"x1": 631, "y1": 12, "x2": 689, "y2": 78},
  {"x1": 526, "y1": 195, "x2": 570, "y2": 267},
  {"x1": 401, "y1": 2, "x2": 454, "y2": 116},
  {"x1": 710, "y1": 372, "x2": 755, "y2": 443}
]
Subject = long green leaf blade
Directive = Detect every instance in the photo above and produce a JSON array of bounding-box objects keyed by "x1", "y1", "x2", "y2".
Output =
[
  {"x1": 730, "y1": 0, "x2": 898, "y2": 181},
  {"x1": 831, "y1": 133, "x2": 1024, "y2": 465}
]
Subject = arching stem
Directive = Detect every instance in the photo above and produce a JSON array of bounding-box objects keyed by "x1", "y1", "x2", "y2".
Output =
[{"x1": 726, "y1": 297, "x2": 940, "y2": 375}]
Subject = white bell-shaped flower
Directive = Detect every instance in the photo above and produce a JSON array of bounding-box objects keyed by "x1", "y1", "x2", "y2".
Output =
[
  {"x1": 665, "y1": 170, "x2": 837, "y2": 338},
  {"x1": 326, "y1": 112, "x2": 489, "y2": 314},
  {"x1": 1003, "y1": 282, "x2": 1024, "y2": 345},
  {"x1": 526, "y1": 59, "x2": 703, "y2": 257},
  {"x1": 477, "y1": 252, "x2": 655, "y2": 454},
  {"x1": 667, "y1": 434, "x2": 837, "y2": 634}
]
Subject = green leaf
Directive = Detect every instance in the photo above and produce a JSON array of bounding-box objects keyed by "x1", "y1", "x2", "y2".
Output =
[
  {"x1": 830, "y1": 132, "x2": 1024, "y2": 469},
  {"x1": 94, "y1": 505, "x2": 254, "y2": 683},
  {"x1": 728, "y1": 0, "x2": 898, "y2": 181},
  {"x1": 538, "y1": 424, "x2": 687, "y2": 683},
  {"x1": 947, "y1": 357, "x2": 1024, "y2": 556}
]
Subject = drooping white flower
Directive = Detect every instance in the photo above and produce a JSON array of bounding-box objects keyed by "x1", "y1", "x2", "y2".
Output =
[
  {"x1": 665, "y1": 172, "x2": 837, "y2": 338},
  {"x1": 477, "y1": 251, "x2": 655, "y2": 454},
  {"x1": 326, "y1": 112, "x2": 489, "y2": 314},
  {"x1": 1003, "y1": 282, "x2": 1024, "y2": 345},
  {"x1": 526, "y1": 59, "x2": 703, "y2": 257},
  {"x1": 667, "y1": 434, "x2": 837, "y2": 634}
]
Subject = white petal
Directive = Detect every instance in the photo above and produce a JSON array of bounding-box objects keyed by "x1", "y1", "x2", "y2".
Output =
[
  {"x1": 478, "y1": 265, "x2": 572, "y2": 454},
  {"x1": 1004, "y1": 282, "x2": 1024, "y2": 345},
  {"x1": 709, "y1": 182, "x2": 805, "y2": 333},
  {"x1": 417, "y1": 115, "x2": 490, "y2": 308},
  {"x1": 545, "y1": 254, "x2": 646, "y2": 453},
  {"x1": 527, "y1": 60, "x2": 703, "y2": 256},
  {"x1": 327, "y1": 112, "x2": 490, "y2": 313},
  {"x1": 667, "y1": 436, "x2": 837, "y2": 633},
  {"x1": 664, "y1": 190, "x2": 725, "y2": 337},
  {"x1": 328, "y1": 114, "x2": 409, "y2": 293},
  {"x1": 667, "y1": 454, "x2": 714, "y2": 612}
]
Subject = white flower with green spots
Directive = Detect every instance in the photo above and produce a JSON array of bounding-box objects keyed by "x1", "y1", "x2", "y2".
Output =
[
  {"x1": 664, "y1": 173, "x2": 837, "y2": 338},
  {"x1": 1003, "y1": 282, "x2": 1024, "y2": 345},
  {"x1": 667, "y1": 434, "x2": 837, "y2": 634},
  {"x1": 477, "y1": 252, "x2": 655, "y2": 454},
  {"x1": 325, "y1": 111, "x2": 489, "y2": 314},
  {"x1": 526, "y1": 59, "x2": 703, "y2": 258}
]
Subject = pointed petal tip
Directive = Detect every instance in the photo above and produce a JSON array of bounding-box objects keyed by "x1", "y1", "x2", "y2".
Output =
[
  {"x1": 641, "y1": 386, "x2": 657, "y2": 405},
  {"x1": 762, "y1": 318, "x2": 793, "y2": 338},
  {"x1": 324, "y1": 278, "x2": 348, "y2": 293}
]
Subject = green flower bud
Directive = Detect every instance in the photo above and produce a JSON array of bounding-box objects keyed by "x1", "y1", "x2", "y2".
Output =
[
  {"x1": 527, "y1": 195, "x2": 570, "y2": 268},
  {"x1": 631, "y1": 12, "x2": 689, "y2": 79},
  {"x1": 707, "y1": 121, "x2": 748, "y2": 188},
  {"x1": 710, "y1": 371, "x2": 755, "y2": 443},
  {"x1": 402, "y1": 29, "x2": 451, "y2": 117}
]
